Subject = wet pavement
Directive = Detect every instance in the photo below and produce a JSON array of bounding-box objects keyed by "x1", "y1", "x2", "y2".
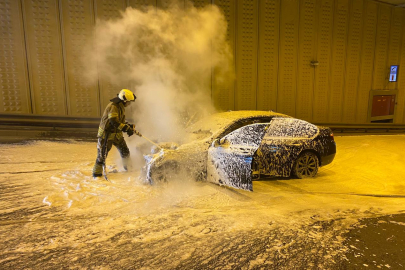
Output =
[
  {"x1": 342, "y1": 214, "x2": 405, "y2": 269},
  {"x1": 0, "y1": 135, "x2": 404, "y2": 269}
]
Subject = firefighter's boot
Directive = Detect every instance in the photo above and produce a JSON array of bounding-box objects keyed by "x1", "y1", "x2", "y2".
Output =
[
  {"x1": 122, "y1": 157, "x2": 132, "y2": 172},
  {"x1": 92, "y1": 161, "x2": 103, "y2": 178}
]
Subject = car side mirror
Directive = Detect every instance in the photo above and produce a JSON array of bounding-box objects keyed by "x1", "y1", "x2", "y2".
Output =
[
  {"x1": 211, "y1": 138, "x2": 220, "y2": 147},
  {"x1": 219, "y1": 137, "x2": 228, "y2": 145}
]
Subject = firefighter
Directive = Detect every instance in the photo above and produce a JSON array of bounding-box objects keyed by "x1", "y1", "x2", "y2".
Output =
[{"x1": 92, "y1": 89, "x2": 140, "y2": 178}]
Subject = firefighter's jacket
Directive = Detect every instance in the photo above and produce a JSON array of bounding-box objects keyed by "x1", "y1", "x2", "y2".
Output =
[{"x1": 97, "y1": 98, "x2": 126, "y2": 140}]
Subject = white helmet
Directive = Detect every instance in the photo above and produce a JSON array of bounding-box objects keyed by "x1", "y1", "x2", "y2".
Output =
[{"x1": 118, "y1": 89, "x2": 136, "y2": 102}]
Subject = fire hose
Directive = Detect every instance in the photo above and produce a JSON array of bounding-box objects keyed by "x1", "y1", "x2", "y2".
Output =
[{"x1": 129, "y1": 125, "x2": 161, "y2": 150}]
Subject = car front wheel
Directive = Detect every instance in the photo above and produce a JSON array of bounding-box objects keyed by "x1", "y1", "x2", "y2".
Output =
[{"x1": 294, "y1": 152, "x2": 319, "y2": 179}]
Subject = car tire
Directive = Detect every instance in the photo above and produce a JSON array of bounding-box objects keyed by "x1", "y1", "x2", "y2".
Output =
[{"x1": 293, "y1": 152, "x2": 319, "y2": 179}]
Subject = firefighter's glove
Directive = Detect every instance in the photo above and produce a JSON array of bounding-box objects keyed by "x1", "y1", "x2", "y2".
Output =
[
  {"x1": 127, "y1": 129, "x2": 134, "y2": 137},
  {"x1": 123, "y1": 124, "x2": 135, "y2": 137}
]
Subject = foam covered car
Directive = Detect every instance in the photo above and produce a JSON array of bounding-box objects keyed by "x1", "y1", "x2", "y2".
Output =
[{"x1": 143, "y1": 111, "x2": 336, "y2": 191}]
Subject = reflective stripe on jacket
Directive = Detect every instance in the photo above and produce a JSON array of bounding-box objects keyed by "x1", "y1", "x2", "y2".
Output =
[{"x1": 97, "y1": 101, "x2": 126, "y2": 139}]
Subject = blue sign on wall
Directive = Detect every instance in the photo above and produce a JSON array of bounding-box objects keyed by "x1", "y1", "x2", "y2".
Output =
[{"x1": 389, "y1": 65, "x2": 399, "y2": 82}]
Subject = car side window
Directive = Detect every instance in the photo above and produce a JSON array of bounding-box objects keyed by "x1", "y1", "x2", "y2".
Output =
[
  {"x1": 265, "y1": 118, "x2": 318, "y2": 138},
  {"x1": 223, "y1": 123, "x2": 268, "y2": 147},
  {"x1": 219, "y1": 117, "x2": 273, "y2": 139}
]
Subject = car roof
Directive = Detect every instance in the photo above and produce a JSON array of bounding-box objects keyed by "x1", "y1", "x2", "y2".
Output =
[
  {"x1": 210, "y1": 110, "x2": 291, "y2": 121},
  {"x1": 186, "y1": 110, "x2": 292, "y2": 140}
]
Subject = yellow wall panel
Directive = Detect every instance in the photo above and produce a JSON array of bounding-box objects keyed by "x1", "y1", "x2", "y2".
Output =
[
  {"x1": 188, "y1": 0, "x2": 210, "y2": 8},
  {"x1": 187, "y1": 0, "x2": 212, "y2": 100},
  {"x1": 188, "y1": 0, "x2": 212, "y2": 99},
  {"x1": 277, "y1": 0, "x2": 299, "y2": 116},
  {"x1": 386, "y1": 8, "x2": 402, "y2": 93},
  {"x1": 157, "y1": 0, "x2": 183, "y2": 9},
  {"x1": 296, "y1": 0, "x2": 317, "y2": 121},
  {"x1": 60, "y1": 0, "x2": 100, "y2": 117},
  {"x1": 356, "y1": 1, "x2": 377, "y2": 123},
  {"x1": 257, "y1": 0, "x2": 279, "y2": 111},
  {"x1": 129, "y1": 0, "x2": 156, "y2": 10},
  {"x1": 4, "y1": 0, "x2": 405, "y2": 125},
  {"x1": 235, "y1": 0, "x2": 258, "y2": 110},
  {"x1": 387, "y1": 8, "x2": 403, "y2": 122},
  {"x1": 212, "y1": 0, "x2": 235, "y2": 111},
  {"x1": 95, "y1": 0, "x2": 126, "y2": 20},
  {"x1": 94, "y1": 0, "x2": 127, "y2": 111},
  {"x1": 23, "y1": 0, "x2": 67, "y2": 115},
  {"x1": 372, "y1": 4, "x2": 391, "y2": 90},
  {"x1": 0, "y1": 0, "x2": 31, "y2": 114},
  {"x1": 328, "y1": 0, "x2": 349, "y2": 123},
  {"x1": 313, "y1": 0, "x2": 333, "y2": 122},
  {"x1": 342, "y1": 0, "x2": 363, "y2": 123},
  {"x1": 396, "y1": 9, "x2": 405, "y2": 124}
]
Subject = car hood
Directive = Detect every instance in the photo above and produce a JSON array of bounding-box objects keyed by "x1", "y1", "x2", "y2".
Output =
[{"x1": 143, "y1": 138, "x2": 211, "y2": 183}]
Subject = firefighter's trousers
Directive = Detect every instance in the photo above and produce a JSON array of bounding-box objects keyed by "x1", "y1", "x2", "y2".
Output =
[{"x1": 92, "y1": 133, "x2": 130, "y2": 176}]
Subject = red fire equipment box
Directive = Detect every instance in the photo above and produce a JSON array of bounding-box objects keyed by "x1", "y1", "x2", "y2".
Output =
[{"x1": 368, "y1": 90, "x2": 398, "y2": 123}]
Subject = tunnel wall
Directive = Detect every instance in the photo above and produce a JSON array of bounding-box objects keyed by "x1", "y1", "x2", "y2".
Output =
[{"x1": 1, "y1": 0, "x2": 405, "y2": 124}]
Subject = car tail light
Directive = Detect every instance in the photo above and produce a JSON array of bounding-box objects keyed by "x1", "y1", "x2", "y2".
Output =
[{"x1": 330, "y1": 132, "x2": 334, "y2": 139}]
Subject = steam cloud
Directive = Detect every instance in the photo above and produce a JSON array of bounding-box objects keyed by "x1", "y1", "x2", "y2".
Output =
[{"x1": 84, "y1": 1, "x2": 233, "y2": 144}]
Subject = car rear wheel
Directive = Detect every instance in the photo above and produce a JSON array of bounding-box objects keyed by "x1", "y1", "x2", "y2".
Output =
[{"x1": 294, "y1": 152, "x2": 319, "y2": 179}]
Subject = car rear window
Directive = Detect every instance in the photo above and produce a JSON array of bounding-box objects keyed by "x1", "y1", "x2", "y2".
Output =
[{"x1": 265, "y1": 118, "x2": 318, "y2": 138}]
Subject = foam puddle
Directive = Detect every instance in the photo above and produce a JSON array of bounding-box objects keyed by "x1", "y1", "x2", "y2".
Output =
[{"x1": 1, "y1": 137, "x2": 405, "y2": 268}]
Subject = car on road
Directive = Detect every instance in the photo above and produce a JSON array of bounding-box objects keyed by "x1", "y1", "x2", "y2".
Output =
[{"x1": 143, "y1": 111, "x2": 336, "y2": 191}]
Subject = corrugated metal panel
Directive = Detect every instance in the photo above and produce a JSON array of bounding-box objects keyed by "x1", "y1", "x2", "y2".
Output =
[
  {"x1": 396, "y1": 9, "x2": 405, "y2": 124},
  {"x1": 313, "y1": 0, "x2": 333, "y2": 123},
  {"x1": 23, "y1": 0, "x2": 67, "y2": 115},
  {"x1": 212, "y1": 0, "x2": 235, "y2": 111},
  {"x1": 342, "y1": 0, "x2": 363, "y2": 123},
  {"x1": 0, "y1": 0, "x2": 31, "y2": 114},
  {"x1": 296, "y1": 0, "x2": 317, "y2": 121},
  {"x1": 94, "y1": 0, "x2": 127, "y2": 111},
  {"x1": 60, "y1": 0, "x2": 99, "y2": 117},
  {"x1": 235, "y1": 0, "x2": 258, "y2": 110},
  {"x1": 257, "y1": 0, "x2": 279, "y2": 111},
  {"x1": 372, "y1": 4, "x2": 391, "y2": 90},
  {"x1": 356, "y1": 0, "x2": 377, "y2": 123},
  {"x1": 328, "y1": 0, "x2": 349, "y2": 123},
  {"x1": 277, "y1": 0, "x2": 299, "y2": 116}
]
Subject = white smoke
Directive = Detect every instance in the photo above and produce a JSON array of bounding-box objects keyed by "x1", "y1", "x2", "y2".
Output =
[{"x1": 84, "y1": 1, "x2": 233, "y2": 145}]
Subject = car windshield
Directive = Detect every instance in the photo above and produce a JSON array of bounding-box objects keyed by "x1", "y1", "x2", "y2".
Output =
[
  {"x1": 186, "y1": 114, "x2": 236, "y2": 141},
  {"x1": 186, "y1": 113, "x2": 277, "y2": 142}
]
